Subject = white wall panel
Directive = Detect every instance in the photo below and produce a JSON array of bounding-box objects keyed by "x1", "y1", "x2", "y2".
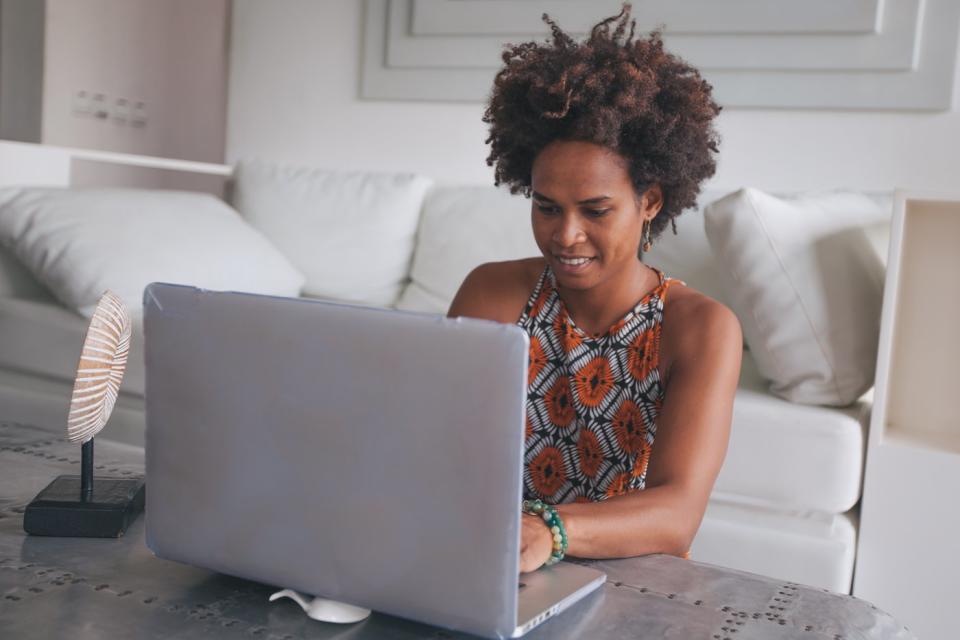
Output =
[
  {"x1": 388, "y1": 0, "x2": 921, "y2": 71},
  {"x1": 362, "y1": 0, "x2": 959, "y2": 110}
]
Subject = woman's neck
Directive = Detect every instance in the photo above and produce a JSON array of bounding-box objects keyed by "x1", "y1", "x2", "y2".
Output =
[{"x1": 556, "y1": 259, "x2": 658, "y2": 336}]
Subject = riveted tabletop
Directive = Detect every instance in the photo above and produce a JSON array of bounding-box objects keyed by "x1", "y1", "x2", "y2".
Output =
[{"x1": 0, "y1": 421, "x2": 914, "y2": 639}]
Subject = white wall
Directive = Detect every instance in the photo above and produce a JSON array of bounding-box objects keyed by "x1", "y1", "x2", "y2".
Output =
[
  {"x1": 227, "y1": 0, "x2": 960, "y2": 193},
  {"x1": 0, "y1": 0, "x2": 44, "y2": 143}
]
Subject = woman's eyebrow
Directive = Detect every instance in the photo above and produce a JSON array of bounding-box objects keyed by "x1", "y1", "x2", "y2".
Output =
[{"x1": 532, "y1": 191, "x2": 612, "y2": 204}]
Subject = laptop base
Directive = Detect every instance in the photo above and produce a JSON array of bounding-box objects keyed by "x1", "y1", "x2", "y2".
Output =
[{"x1": 513, "y1": 561, "x2": 607, "y2": 637}]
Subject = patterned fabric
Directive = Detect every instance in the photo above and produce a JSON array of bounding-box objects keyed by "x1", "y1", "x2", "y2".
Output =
[{"x1": 517, "y1": 266, "x2": 680, "y2": 504}]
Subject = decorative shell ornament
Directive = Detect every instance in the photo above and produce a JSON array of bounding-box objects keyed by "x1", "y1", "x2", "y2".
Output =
[{"x1": 67, "y1": 290, "x2": 132, "y2": 443}]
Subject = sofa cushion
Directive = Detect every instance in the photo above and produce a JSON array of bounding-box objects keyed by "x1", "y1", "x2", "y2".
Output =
[
  {"x1": 713, "y1": 352, "x2": 866, "y2": 514},
  {"x1": 0, "y1": 296, "x2": 146, "y2": 397},
  {"x1": 395, "y1": 185, "x2": 539, "y2": 314},
  {"x1": 0, "y1": 187, "x2": 306, "y2": 318},
  {"x1": 230, "y1": 159, "x2": 432, "y2": 308},
  {"x1": 704, "y1": 188, "x2": 889, "y2": 406},
  {"x1": 693, "y1": 500, "x2": 857, "y2": 593}
]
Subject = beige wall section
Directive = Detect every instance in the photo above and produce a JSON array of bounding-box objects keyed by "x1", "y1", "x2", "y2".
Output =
[
  {"x1": 41, "y1": 0, "x2": 230, "y2": 165},
  {"x1": 227, "y1": 0, "x2": 960, "y2": 192},
  {"x1": 0, "y1": 0, "x2": 45, "y2": 143},
  {"x1": 884, "y1": 198, "x2": 960, "y2": 452}
]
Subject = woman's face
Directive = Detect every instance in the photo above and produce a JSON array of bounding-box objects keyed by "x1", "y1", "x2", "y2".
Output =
[{"x1": 530, "y1": 140, "x2": 661, "y2": 291}]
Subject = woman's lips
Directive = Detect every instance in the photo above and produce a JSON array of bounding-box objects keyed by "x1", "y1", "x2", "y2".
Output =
[{"x1": 553, "y1": 254, "x2": 595, "y2": 274}]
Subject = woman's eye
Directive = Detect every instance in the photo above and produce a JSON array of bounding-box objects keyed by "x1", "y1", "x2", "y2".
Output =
[{"x1": 535, "y1": 205, "x2": 609, "y2": 217}]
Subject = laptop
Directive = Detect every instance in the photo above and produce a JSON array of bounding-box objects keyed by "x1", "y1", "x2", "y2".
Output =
[{"x1": 142, "y1": 282, "x2": 606, "y2": 638}]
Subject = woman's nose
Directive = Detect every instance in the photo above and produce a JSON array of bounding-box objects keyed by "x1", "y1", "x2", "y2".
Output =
[{"x1": 552, "y1": 212, "x2": 586, "y2": 247}]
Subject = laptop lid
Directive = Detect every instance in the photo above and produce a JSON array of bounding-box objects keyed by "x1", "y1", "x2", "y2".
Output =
[{"x1": 143, "y1": 283, "x2": 528, "y2": 638}]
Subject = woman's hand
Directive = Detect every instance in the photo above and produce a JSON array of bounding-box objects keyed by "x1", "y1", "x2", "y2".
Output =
[{"x1": 519, "y1": 513, "x2": 555, "y2": 573}]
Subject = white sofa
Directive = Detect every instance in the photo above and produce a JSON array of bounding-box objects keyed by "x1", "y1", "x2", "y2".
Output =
[{"x1": 0, "y1": 141, "x2": 884, "y2": 596}]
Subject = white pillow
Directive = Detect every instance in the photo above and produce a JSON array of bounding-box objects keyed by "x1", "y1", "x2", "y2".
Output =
[
  {"x1": 394, "y1": 186, "x2": 540, "y2": 314},
  {"x1": 230, "y1": 159, "x2": 432, "y2": 308},
  {"x1": 0, "y1": 187, "x2": 306, "y2": 317},
  {"x1": 704, "y1": 188, "x2": 889, "y2": 406}
]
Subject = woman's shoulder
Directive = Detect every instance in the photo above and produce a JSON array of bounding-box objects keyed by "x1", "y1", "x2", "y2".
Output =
[
  {"x1": 467, "y1": 257, "x2": 546, "y2": 284},
  {"x1": 659, "y1": 281, "x2": 743, "y2": 375},
  {"x1": 447, "y1": 257, "x2": 546, "y2": 323}
]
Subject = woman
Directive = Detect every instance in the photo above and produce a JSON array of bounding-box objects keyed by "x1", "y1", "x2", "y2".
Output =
[{"x1": 448, "y1": 4, "x2": 743, "y2": 574}]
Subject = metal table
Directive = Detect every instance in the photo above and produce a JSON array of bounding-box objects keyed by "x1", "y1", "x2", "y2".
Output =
[{"x1": 0, "y1": 420, "x2": 914, "y2": 639}]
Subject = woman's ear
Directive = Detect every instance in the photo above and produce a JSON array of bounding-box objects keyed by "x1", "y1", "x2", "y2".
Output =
[{"x1": 642, "y1": 184, "x2": 664, "y2": 220}]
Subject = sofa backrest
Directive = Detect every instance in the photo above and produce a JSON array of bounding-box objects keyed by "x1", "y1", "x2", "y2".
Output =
[
  {"x1": 643, "y1": 187, "x2": 737, "y2": 307},
  {"x1": 395, "y1": 185, "x2": 537, "y2": 314},
  {"x1": 0, "y1": 182, "x2": 893, "y2": 316},
  {"x1": 229, "y1": 159, "x2": 432, "y2": 308},
  {"x1": 393, "y1": 185, "x2": 894, "y2": 316},
  {"x1": 394, "y1": 185, "x2": 746, "y2": 315},
  {"x1": 0, "y1": 244, "x2": 49, "y2": 300}
]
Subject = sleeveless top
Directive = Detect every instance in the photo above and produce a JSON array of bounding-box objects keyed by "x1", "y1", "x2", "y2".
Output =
[{"x1": 516, "y1": 265, "x2": 681, "y2": 504}]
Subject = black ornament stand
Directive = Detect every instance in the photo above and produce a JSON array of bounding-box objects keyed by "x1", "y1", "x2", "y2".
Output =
[{"x1": 23, "y1": 438, "x2": 145, "y2": 538}]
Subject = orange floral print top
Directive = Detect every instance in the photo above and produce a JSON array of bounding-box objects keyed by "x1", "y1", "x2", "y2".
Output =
[{"x1": 517, "y1": 266, "x2": 680, "y2": 504}]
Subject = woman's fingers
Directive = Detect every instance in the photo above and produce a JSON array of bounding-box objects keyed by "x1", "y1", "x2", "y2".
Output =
[
  {"x1": 519, "y1": 540, "x2": 541, "y2": 573},
  {"x1": 519, "y1": 513, "x2": 553, "y2": 573},
  {"x1": 519, "y1": 546, "x2": 543, "y2": 573}
]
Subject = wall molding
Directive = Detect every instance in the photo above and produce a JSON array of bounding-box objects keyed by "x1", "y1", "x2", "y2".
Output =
[
  {"x1": 361, "y1": 0, "x2": 960, "y2": 110},
  {"x1": 410, "y1": 0, "x2": 884, "y2": 36}
]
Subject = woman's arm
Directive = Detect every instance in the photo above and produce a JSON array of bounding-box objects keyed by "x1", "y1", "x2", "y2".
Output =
[
  {"x1": 523, "y1": 294, "x2": 742, "y2": 568},
  {"x1": 447, "y1": 260, "x2": 540, "y2": 323}
]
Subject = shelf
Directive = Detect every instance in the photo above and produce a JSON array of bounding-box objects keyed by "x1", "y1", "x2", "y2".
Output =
[{"x1": 881, "y1": 198, "x2": 960, "y2": 455}]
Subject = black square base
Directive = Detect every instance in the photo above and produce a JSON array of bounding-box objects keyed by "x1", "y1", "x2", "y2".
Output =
[{"x1": 23, "y1": 475, "x2": 145, "y2": 538}]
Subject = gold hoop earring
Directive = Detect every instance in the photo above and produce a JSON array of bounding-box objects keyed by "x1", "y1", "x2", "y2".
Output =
[{"x1": 642, "y1": 220, "x2": 653, "y2": 252}]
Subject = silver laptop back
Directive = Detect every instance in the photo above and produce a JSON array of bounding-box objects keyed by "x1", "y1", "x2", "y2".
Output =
[{"x1": 143, "y1": 283, "x2": 527, "y2": 638}]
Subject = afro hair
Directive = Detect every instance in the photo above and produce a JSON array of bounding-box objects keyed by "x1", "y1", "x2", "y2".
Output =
[{"x1": 482, "y1": 2, "x2": 722, "y2": 239}]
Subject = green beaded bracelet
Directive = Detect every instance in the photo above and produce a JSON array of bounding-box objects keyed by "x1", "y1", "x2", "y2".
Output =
[{"x1": 522, "y1": 499, "x2": 568, "y2": 565}]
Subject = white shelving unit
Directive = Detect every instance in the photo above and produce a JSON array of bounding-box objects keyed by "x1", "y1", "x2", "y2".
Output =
[{"x1": 853, "y1": 191, "x2": 960, "y2": 640}]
